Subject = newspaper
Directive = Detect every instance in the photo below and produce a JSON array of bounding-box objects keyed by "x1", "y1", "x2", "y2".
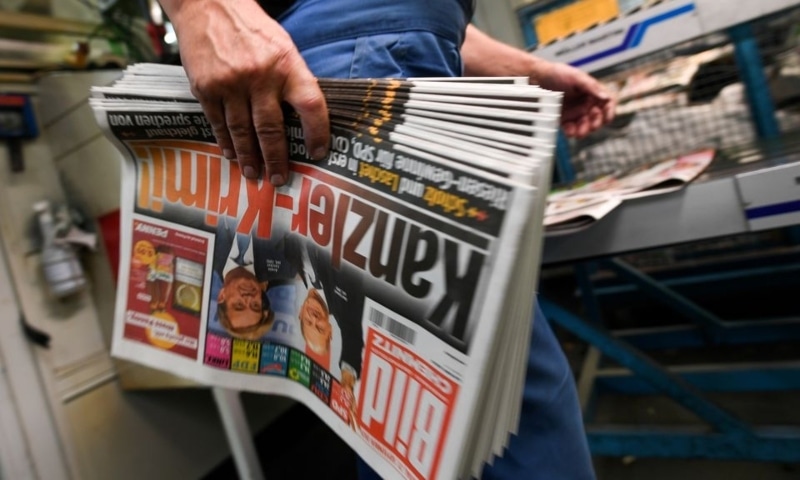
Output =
[
  {"x1": 90, "y1": 64, "x2": 561, "y2": 480},
  {"x1": 545, "y1": 148, "x2": 715, "y2": 235}
]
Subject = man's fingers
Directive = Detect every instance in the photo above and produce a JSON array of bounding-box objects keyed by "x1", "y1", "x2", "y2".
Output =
[
  {"x1": 573, "y1": 69, "x2": 615, "y2": 126},
  {"x1": 578, "y1": 72, "x2": 611, "y2": 102},
  {"x1": 575, "y1": 117, "x2": 592, "y2": 138},
  {"x1": 602, "y1": 97, "x2": 617, "y2": 124},
  {"x1": 200, "y1": 99, "x2": 236, "y2": 160},
  {"x1": 563, "y1": 106, "x2": 604, "y2": 138},
  {"x1": 252, "y1": 95, "x2": 290, "y2": 186},
  {"x1": 224, "y1": 96, "x2": 260, "y2": 179},
  {"x1": 283, "y1": 66, "x2": 330, "y2": 161},
  {"x1": 590, "y1": 82, "x2": 615, "y2": 126},
  {"x1": 589, "y1": 106, "x2": 604, "y2": 131}
]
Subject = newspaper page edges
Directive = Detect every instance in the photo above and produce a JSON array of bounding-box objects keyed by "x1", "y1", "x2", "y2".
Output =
[{"x1": 103, "y1": 108, "x2": 519, "y2": 480}]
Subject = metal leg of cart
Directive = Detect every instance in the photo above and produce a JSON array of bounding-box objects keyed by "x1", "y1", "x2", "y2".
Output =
[
  {"x1": 570, "y1": 258, "x2": 800, "y2": 418},
  {"x1": 213, "y1": 388, "x2": 266, "y2": 480},
  {"x1": 539, "y1": 296, "x2": 800, "y2": 461},
  {"x1": 573, "y1": 262, "x2": 605, "y2": 421},
  {"x1": 728, "y1": 22, "x2": 780, "y2": 141},
  {"x1": 585, "y1": 258, "x2": 800, "y2": 351}
]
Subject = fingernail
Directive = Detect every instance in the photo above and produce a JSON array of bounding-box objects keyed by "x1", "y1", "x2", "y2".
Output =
[
  {"x1": 271, "y1": 174, "x2": 285, "y2": 186},
  {"x1": 223, "y1": 148, "x2": 235, "y2": 160},
  {"x1": 243, "y1": 165, "x2": 257, "y2": 178},
  {"x1": 312, "y1": 146, "x2": 328, "y2": 161}
]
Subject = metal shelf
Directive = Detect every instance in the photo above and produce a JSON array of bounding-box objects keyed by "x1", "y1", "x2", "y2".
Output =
[
  {"x1": 527, "y1": 0, "x2": 800, "y2": 73},
  {"x1": 542, "y1": 137, "x2": 800, "y2": 265},
  {"x1": 517, "y1": 0, "x2": 800, "y2": 464},
  {"x1": 0, "y1": 11, "x2": 98, "y2": 36}
]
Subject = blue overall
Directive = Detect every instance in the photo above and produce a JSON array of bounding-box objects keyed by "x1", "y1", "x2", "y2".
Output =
[{"x1": 275, "y1": 2, "x2": 595, "y2": 478}]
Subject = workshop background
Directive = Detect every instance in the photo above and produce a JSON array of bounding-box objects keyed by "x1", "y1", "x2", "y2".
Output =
[{"x1": 0, "y1": 0, "x2": 798, "y2": 479}]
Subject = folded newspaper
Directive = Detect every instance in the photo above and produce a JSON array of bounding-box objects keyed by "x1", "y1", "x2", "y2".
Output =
[
  {"x1": 90, "y1": 64, "x2": 562, "y2": 480},
  {"x1": 545, "y1": 148, "x2": 716, "y2": 235}
]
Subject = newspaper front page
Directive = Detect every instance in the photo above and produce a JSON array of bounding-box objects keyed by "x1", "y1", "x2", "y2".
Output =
[{"x1": 94, "y1": 96, "x2": 542, "y2": 479}]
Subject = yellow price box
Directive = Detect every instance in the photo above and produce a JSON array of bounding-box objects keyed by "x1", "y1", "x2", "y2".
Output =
[
  {"x1": 231, "y1": 338, "x2": 260, "y2": 373},
  {"x1": 535, "y1": 0, "x2": 620, "y2": 45}
]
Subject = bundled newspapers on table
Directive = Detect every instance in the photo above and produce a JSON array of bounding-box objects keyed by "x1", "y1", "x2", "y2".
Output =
[{"x1": 90, "y1": 64, "x2": 562, "y2": 480}]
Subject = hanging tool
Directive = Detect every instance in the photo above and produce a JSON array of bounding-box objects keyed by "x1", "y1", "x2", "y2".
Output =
[{"x1": 0, "y1": 94, "x2": 38, "y2": 172}]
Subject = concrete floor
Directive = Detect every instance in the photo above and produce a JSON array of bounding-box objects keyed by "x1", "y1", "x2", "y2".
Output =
[
  {"x1": 589, "y1": 392, "x2": 800, "y2": 479},
  {"x1": 595, "y1": 458, "x2": 799, "y2": 480},
  {"x1": 203, "y1": 401, "x2": 800, "y2": 480}
]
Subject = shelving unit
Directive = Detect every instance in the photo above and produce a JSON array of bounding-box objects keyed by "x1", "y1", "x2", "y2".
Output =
[
  {"x1": 523, "y1": 0, "x2": 800, "y2": 463},
  {"x1": 0, "y1": 11, "x2": 98, "y2": 35},
  {"x1": 0, "y1": 70, "x2": 294, "y2": 480}
]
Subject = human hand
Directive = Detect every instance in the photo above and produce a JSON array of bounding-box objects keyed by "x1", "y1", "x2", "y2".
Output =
[
  {"x1": 341, "y1": 367, "x2": 359, "y2": 430},
  {"x1": 165, "y1": 0, "x2": 330, "y2": 185},
  {"x1": 342, "y1": 366, "x2": 357, "y2": 390},
  {"x1": 533, "y1": 61, "x2": 616, "y2": 138}
]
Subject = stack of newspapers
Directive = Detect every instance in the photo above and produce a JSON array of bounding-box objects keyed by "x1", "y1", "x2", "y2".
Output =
[{"x1": 90, "y1": 63, "x2": 562, "y2": 480}]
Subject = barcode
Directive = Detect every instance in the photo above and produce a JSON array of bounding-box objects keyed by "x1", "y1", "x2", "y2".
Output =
[{"x1": 370, "y1": 308, "x2": 417, "y2": 345}]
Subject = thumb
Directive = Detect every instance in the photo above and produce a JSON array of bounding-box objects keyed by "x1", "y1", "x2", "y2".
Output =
[{"x1": 574, "y1": 69, "x2": 611, "y2": 101}]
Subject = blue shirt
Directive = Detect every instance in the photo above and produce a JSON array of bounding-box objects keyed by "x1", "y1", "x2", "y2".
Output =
[{"x1": 278, "y1": 0, "x2": 473, "y2": 51}]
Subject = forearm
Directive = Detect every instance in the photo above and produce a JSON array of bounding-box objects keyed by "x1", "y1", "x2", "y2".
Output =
[
  {"x1": 159, "y1": 0, "x2": 262, "y2": 32},
  {"x1": 158, "y1": 0, "x2": 195, "y2": 24},
  {"x1": 159, "y1": 0, "x2": 248, "y2": 18},
  {"x1": 462, "y1": 25, "x2": 614, "y2": 137},
  {"x1": 462, "y1": 24, "x2": 545, "y2": 79}
]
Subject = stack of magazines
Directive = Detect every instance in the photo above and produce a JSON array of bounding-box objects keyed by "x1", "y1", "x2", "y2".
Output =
[{"x1": 90, "y1": 64, "x2": 562, "y2": 480}]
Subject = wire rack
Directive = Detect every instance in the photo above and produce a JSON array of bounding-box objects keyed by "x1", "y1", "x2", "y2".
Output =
[{"x1": 566, "y1": 7, "x2": 800, "y2": 180}]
